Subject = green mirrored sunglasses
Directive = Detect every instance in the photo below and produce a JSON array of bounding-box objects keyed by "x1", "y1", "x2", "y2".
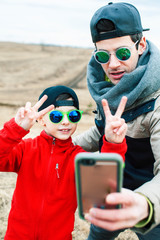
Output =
[{"x1": 93, "y1": 40, "x2": 139, "y2": 64}]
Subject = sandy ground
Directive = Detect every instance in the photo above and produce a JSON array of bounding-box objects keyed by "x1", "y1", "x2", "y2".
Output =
[{"x1": 0, "y1": 42, "x2": 139, "y2": 239}]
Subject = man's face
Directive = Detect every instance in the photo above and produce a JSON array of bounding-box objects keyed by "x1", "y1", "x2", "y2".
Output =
[{"x1": 96, "y1": 35, "x2": 146, "y2": 85}]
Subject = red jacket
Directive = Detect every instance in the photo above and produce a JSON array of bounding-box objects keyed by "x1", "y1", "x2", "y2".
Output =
[{"x1": 0, "y1": 118, "x2": 127, "y2": 240}]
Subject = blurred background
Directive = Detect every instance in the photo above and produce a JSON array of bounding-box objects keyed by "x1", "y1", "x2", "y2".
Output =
[{"x1": 0, "y1": 0, "x2": 159, "y2": 48}]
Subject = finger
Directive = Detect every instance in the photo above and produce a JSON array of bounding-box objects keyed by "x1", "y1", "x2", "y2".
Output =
[
  {"x1": 25, "y1": 102, "x2": 32, "y2": 110},
  {"x1": 86, "y1": 207, "x2": 130, "y2": 223},
  {"x1": 16, "y1": 107, "x2": 25, "y2": 119},
  {"x1": 109, "y1": 119, "x2": 125, "y2": 130},
  {"x1": 106, "y1": 191, "x2": 135, "y2": 206},
  {"x1": 85, "y1": 211, "x2": 136, "y2": 231},
  {"x1": 115, "y1": 96, "x2": 127, "y2": 118},
  {"x1": 20, "y1": 108, "x2": 25, "y2": 118},
  {"x1": 116, "y1": 123, "x2": 127, "y2": 136},
  {"x1": 36, "y1": 104, "x2": 54, "y2": 119},
  {"x1": 111, "y1": 119, "x2": 125, "y2": 133},
  {"x1": 102, "y1": 99, "x2": 112, "y2": 119},
  {"x1": 33, "y1": 95, "x2": 48, "y2": 111},
  {"x1": 24, "y1": 102, "x2": 32, "y2": 115}
]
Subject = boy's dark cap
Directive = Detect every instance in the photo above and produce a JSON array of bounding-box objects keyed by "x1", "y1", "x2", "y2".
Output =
[
  {"x1": 38, "y1": 85, "x2": 79, "y2": 111},
  {"x1": 90, "y1": 2, "x2": 150, "y2": 43}
]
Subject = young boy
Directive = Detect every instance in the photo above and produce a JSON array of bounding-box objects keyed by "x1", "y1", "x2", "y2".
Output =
[{"x1": 0, "y1": 85, "x2": 127, "y2": 240}]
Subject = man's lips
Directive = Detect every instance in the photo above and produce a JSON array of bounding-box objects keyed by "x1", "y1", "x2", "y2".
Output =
[{"x1": 110, "y1": 71, "x2": 125, "y2": 80}]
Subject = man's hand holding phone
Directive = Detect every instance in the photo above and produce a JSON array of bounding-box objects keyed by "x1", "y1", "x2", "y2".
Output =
[{"x1": 85, "y1": 188, "x2": 149, "y2": 231}]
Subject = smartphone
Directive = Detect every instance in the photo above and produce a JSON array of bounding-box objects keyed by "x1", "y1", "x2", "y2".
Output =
[{"x1": 75, "y1": 152, "x2": 123, "y2": 220}]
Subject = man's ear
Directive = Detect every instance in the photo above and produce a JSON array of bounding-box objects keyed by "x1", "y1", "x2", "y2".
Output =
[
  {"x1": 138, "y1": 36, "x2": 146, "y2": 55},
  {"x1": 38, "y1": 116, "x2": 46, "y2": 127}
]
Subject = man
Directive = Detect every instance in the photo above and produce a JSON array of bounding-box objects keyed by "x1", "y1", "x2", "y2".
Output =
[{"x1": 73, "y1": 2, "x2": 160, "y2": 240}]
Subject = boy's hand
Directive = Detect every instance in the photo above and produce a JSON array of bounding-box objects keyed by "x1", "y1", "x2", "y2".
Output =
[
  {"x1": 102, "y1": 96, "x2": 127, "y2": 143},
  {"x1": 15, "y1": 95, "x2": 54, "y2": 131}
]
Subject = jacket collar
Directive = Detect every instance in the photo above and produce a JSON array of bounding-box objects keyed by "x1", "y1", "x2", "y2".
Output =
[{"x1": 40, "y1": 130, "x2": 73, "y2": 149}]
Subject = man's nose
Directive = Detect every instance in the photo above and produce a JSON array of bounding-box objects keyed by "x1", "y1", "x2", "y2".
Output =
[{"x1": 108, "y1": 54, "x2": 121, "y2": 68}]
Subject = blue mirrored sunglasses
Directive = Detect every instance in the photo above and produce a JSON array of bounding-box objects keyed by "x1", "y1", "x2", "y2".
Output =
[{"x1": 48, "y1": 109, "x2": 83, "y2": 124}]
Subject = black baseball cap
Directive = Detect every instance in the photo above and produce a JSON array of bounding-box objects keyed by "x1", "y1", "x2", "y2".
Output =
[
  {"x1": 90, "y1": 2, "x2": 150, "y2": 43},
  {"x1": 38, "y1": 85, "x2": 79, "y2": 111}
]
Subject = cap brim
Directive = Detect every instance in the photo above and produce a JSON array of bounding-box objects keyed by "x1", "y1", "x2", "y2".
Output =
[{"x1": 143, "y1": 28, "x2": 150, "y2": 31}]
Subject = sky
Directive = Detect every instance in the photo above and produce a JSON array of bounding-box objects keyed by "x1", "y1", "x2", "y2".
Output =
[{"x1": 0, "y1": 0, "x2": 159, "y2": 48}]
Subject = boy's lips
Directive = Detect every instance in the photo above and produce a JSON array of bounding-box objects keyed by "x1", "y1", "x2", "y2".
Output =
[
  {"x1": 59, "y1": 128, "x2": 71, "y2": 133},
  {"x1": 110, "y1": 71, "x2": 125, "y2": 80}
]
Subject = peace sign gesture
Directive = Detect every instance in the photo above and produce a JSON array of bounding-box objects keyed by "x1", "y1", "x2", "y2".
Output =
[
  {"x1": 102, "y1": 96, "x2": 127, "y2": 143},
  {"x1": 15, "y1": 95, "x2": 54, "y2": 131}
]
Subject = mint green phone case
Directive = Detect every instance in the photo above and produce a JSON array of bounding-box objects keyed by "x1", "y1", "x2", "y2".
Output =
[{"x1": 75, "y1": 152, "x2": 123, "y2": 220}]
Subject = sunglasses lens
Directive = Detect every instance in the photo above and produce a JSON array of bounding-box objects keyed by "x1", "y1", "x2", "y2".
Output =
[
  {"x1": 116, "y1": 48, "x2": 131, "y2": 61},
  {"x1": 49, "y1": 111, "x2": 63, "y2": 123},
  {"x1": 69, "y1": 110, "x2": 81, "y2": 123},
  {"x1": 94, "y1": 51, "x2": 110, "y2": 64}
]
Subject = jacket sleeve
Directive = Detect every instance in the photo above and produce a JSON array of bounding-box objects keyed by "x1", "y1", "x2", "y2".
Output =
[
  {"x1": 101, "y1": 136, "x2": 127, "y2": 162},
  {"x1": 0, "y1": 118, "x2": 29, "y2": 172},
  {"x1": 133, "y1": 96, "x2": 160, "y2": 233},
  {"x1": 73, "y1": 125, "x2": 101, "y2": 152}
]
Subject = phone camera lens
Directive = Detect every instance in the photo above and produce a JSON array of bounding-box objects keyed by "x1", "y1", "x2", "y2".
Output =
[
  {"x1": 89, "y1": 160, "x2": 95, "y2": 165},
  {"x1": 81, "y1": 159, "x2": 95, "y2": 165}
]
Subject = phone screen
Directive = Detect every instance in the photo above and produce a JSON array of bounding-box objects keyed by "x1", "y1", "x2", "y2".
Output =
[{"x1": 79, "y1": 160, "x2": 119, "y2": 215}]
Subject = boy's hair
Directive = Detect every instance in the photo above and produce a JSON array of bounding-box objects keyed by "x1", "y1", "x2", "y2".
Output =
[
  {"x1": 56, "y1": 93, "x2": 73, "y2": 101},
  {"x1": 38, "y1": 85, "x2": 79, "y2": 112},
  {"x1": 96, "y1": 19, "x2": 142, "y2": 49}
]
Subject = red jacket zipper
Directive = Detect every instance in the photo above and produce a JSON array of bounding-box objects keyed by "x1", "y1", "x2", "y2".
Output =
[
  {"x1": 55, "y1": 163, "x2": 60, "y2": 178},
  {"x1": 35, "y1": 139, "x2": 55, "y2": 239}
]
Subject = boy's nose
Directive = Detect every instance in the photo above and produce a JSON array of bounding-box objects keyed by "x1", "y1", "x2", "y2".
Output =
[{"x1": 61, "y1": 114, "x2": 69, "y2": 124}]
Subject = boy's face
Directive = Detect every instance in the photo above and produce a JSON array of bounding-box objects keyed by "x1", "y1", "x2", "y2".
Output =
[
  {"x1": 40, "y1": 105, "x2": 78, "y2": 140},
  {"x1": 96, "y1": 35, "x2": 146, "y2": 85}
]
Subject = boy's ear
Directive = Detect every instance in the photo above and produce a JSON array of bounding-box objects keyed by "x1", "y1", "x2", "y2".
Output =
[{"x1": 38, "y1": 116, "x2": 46, "y2": 127}]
